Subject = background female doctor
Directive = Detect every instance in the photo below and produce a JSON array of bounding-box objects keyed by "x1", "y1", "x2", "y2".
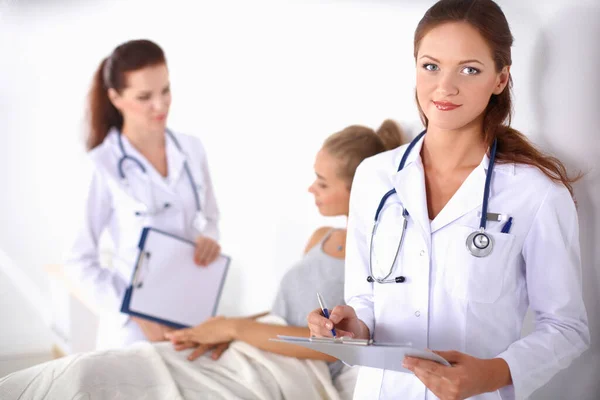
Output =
[
  {"x1": 307, "y1": 1, "x2": 590, "y2": 399},
  {"x1": 64, "y1": 39, "x2": 221, "y2": 350}
]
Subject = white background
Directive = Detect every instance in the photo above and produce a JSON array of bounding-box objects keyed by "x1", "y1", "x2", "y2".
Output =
[{"x1": 0, "y1": 0, "x2": 598, "y2": 398}]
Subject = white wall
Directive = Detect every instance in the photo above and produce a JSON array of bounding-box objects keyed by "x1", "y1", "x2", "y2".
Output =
[{"x1": 0, "y1": 0, "x2": 598, "y2": 398}]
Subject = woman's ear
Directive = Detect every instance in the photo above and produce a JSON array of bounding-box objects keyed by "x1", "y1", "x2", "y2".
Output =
[
  {"x1": 107, "y1": 88, "x2": 122, "y2": 111},
  {"x1": 493, "y1": 66, "x2": 511, "y2": 95}
]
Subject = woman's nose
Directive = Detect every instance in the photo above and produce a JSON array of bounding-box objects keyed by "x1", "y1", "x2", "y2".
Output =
[{"x1": 436, "y1": 71, "x2": 459, "y2": 97}]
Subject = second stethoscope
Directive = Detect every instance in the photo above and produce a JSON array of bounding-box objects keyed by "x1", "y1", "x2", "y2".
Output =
[
  {"x1": 366, "y1": 130, "x2": 498, "y2": 284},
  {"x1": 117, "y1": 129, "x2": 208, "y2": 233}
]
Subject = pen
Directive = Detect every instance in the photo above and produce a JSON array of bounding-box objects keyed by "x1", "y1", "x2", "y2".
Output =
[
  {"x1": 501, "y1": 217, "x2": 513, "y2": 234},
  {"x1": 317, "y1": 292, "x2": 336, "y2": 337}
]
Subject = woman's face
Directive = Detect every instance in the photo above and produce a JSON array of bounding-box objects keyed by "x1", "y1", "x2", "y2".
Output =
[
  {"x1": 415, "y1": 22, "x2": 509, "y2": 132},
  {"x1": 109, "y1": 63, "x2": 172, "y2": 134},
  {"x1": 308, "y1": 149, "x2": 350, "y2": 217}
]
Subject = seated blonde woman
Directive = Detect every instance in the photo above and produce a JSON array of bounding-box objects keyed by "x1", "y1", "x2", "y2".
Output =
[
  {"x1": 0, "y1": 120, "x2": 405, "y2": 400},
  {"x1": 164, "y1": 120, "x2": 405, "y2": 375}
]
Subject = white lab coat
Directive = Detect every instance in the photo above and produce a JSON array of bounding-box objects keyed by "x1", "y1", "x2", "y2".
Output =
[
  {"x1": 64, "y1": 128, "x2": 220, "y2": 350},
  {"x1": 345, "y1": 136, "x2": 590, "y2": 400}
]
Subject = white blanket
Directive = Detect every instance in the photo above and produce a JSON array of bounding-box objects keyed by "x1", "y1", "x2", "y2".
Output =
[{"x1": 0, "y1": 315, "x2": 353, "y2": 400}]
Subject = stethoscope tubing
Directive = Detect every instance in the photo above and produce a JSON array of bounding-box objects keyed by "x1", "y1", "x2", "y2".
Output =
[
  {"x1": 116, "y1": 129, "x2": 201, "y2": 213},
  {"x1": 367, "y1": 130, "x2": 498, "y2": 283}
]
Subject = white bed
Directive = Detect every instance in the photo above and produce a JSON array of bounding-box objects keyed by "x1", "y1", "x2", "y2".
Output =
[{"x1": 0, "y1": 315, "x2": 358, "y2": 400}]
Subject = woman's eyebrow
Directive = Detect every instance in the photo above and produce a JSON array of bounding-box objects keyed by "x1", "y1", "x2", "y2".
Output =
[{"x1": 419, "y1": 55, "x2": 484, "y2": 66}]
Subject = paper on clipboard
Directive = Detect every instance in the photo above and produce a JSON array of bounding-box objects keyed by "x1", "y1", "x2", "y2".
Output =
[
  {"x1": 271, "y1": 335, "x2": 450, "y2": 373},
  {"x1": 121, "y1": 227, "x2": 230, "y2": 329}
]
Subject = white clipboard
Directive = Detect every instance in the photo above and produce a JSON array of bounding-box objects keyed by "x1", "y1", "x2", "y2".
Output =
[
  {"x1": 120, "y1": 227, "x2": 230, "y2": 329},
  {"x1": 271, "y1": 335, "x2": 450, "y2": 373}
]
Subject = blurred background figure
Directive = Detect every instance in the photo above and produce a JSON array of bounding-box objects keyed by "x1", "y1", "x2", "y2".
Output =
[{"x1": 64, "y1": 38, "x2": 222, "y2": 350}]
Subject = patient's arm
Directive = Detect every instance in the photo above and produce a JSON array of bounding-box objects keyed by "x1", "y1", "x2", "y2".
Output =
[
  {"x1": 229, "y1": 319, "x2": 337, "y2": 362},
  {"x1": 167, "y1": 317, "x2": 336, "y2": 362}
]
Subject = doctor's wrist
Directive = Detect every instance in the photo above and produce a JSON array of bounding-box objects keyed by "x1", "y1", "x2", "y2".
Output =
[
  {"x1": 485, "y1": 358, "x2": 513, "y2": 392},
  {"x1": 355, "y1": 320, "x2": 371, "y2": 340}
]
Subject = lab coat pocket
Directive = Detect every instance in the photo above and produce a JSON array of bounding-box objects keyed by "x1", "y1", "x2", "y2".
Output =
[{"x1": 443, "y1": 226, "x2": 515, "y2": 303}]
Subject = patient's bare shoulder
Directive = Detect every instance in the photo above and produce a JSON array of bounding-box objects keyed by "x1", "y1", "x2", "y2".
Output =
[{"x1": 303, "y1": 226, "x2": 333, "y2": 254}]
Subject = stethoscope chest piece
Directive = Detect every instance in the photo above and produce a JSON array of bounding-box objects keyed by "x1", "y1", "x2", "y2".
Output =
[{"x1": 466, "y1": 230, "x2": 494, "y2": 257}]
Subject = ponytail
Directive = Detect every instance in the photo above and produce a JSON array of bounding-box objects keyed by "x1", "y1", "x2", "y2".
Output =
[
  {"x1": 494, "y1": 126, "x2": 579, "y2": 196},
  {"x1": 323, "y1": 119, "x2": 407, "y2": 187},
  {"x1": 375, "y1": 119, "x2": 406, "y2": 151},
  {"x1": 86, "y1": 57, "x2": 122, "y2": 151}
]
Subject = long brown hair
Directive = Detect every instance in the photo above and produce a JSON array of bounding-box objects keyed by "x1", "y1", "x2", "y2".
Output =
[
  {"x1": 86, "y1": 39, "x2": 166, "y2": 151},
  {"x1": 324, "y1": 119, "x2": 407, "y2": 188},
  {"x1": 414, "y1": 0, "x2": 579, "y2": 195}
]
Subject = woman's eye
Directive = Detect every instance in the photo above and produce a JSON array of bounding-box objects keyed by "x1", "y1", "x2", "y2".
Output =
[
  {"x1": 423, "y1": 63, "x2": 439, "y2": 72},
  {"x1": 462, "y1": 66, "x2": 480, "y2": 75},
  {"x1": 318, "y1": 184, "x2": 328, "y2": 189},
  {"x1": 137, "y1": 96, "x2": 151, "y2": 101}
]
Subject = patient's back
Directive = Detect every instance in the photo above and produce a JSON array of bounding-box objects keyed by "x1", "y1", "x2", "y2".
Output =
[{"x1": 271, "y1": 228, "x2": 345, "y2": 378}]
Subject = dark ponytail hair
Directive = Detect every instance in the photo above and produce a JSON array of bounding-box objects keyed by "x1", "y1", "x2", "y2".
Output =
[
  {"x1": 414, "y1": 0, "x2": 580, "y2": 195},
  {"x1": 86, "y1": 39, "x2": 166, "y2": 151},
  {"x1": 323, "y1": 119, "x2": 407, "y2": 188}
]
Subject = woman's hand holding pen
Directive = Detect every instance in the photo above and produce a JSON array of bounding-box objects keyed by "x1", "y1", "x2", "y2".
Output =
[
  {"x1": 402, "y1": 351, "x2": 512, "y2": 400},
  {"x1": 307, "y1": 305, "x2": 370, "y2": 339},
  {"x1": 194, "y1": 236, "x2": 220, "y2": 266}
]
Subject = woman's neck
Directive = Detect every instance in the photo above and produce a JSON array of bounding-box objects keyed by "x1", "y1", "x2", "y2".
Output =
[
  {"x1": 422, "y1": 123, "x2": 487, "y2": 172},
  {"x1": 122, "y1": 123, "x2": 166, "y2": 154}
]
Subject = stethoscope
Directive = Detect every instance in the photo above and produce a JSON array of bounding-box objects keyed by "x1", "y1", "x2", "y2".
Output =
[
  {"x1": 117, "y1": 129, "x2": 208, "y2": 233},
  {"x1": 366, "y1": 130, "x2": 498, "y2": 284}
]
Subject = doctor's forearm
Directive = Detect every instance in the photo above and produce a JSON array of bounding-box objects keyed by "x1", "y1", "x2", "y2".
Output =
[{"x1": 230, "y1": 319, "x2": 337, "y2": 362}]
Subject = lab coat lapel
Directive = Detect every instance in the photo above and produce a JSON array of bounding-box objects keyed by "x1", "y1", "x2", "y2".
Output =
[
  {"x1": 429, "y1": 157, "x2": 487, "y2": 233},
  {"x1": 393, "y1": 159, "x2": 432, "y2": 247},
  {"x1": 112, "y1": 129, "x2": 181, "y2": 195},
  {"x1": 165, "y1": 133, "x2": 185, "y2": 191}
]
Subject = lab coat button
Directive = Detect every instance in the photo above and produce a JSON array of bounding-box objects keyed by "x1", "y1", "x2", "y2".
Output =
[
  {"x1": 415, "y1": 311, "x2": 421, "y2": 317},
  {"x1": 419, "y1": 250, "x2": 425, "y2": 256}
]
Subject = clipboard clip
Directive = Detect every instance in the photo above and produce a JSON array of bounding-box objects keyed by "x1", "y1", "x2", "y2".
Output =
[
  {"x1": 132, "y1": 251, "x2": 151, "y2": 288},
  {"x1": 309, "y1": 336, "x2": 373, "y2": 346}
]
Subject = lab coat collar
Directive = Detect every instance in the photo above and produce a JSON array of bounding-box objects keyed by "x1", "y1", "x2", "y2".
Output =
[
  {"x1": 164, "y1": 131, "x2": 186, "y2": 188},
  {"x1": 430, "y1": 149, "x2": 516, "y2": 233},
  {"x1": 482, "y1": 153, "x2": 516, "y2": 176},
  {"x1": 392, "y1": 136, "x2": 432, "y2": 247},
  {"x1": 107, "y1": 127, "x2": 185, "y2": 193},
  {"x1": 394, "y1": 133, "x2": 515, "y2": 177},
  {"x1": 393, "y1": 135, "x2": 515, "y2": 235},
  {"x1": 429, "y1": 156, "x2": 487, "y2": 233}
]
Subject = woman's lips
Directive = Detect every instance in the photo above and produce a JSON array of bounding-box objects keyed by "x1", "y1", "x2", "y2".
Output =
[{"x1": 433, "y1": 101, "x2": 461, "y2": 111}]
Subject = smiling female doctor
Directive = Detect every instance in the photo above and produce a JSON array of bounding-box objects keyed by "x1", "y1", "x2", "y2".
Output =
[
  {"x1": 64, "y1": 39, "x2": 221, "y2": 350},
  {"x1": 307, "y1": 1, "x2": 590, "y2": 399}
]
